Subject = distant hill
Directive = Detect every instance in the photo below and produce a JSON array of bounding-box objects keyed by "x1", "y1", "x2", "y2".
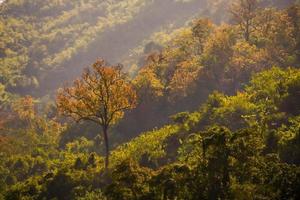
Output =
[{"x1": 0, "y1": 0, "x2": 296, "y2": 97}]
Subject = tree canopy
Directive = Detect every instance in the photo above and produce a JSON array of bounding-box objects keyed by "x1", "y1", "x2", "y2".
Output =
[{"x1": 57, "y1": 59, "x2": 137, "y2": 168}]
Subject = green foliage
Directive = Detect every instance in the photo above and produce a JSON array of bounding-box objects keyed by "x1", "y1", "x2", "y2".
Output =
[
  {"x1": 0, "y1": 0, "x2": 146, "y2": 94},
  {"x1": 1, "y1": 1, "x2": 300, "y2": 199},
  {"x1": 76, "y1": 189, "x2": 107, "y2": 200},
  {"x1": 0, "y1": 0, "x2": 212, "y2": 96},
  {"x1": 149, "y1": 164, "x2": 198, "y2": 200},
  {"x1": 44, "y1": 171, "x2": 76, "y2": 200},
  {"x1": 105, "y1": 159, "x2": 153, "y2": 200},
  {"x1": 278, "y1": 116, "x2": 300, "y2": 164},
  {"x1": 246, "y1": 67, "x2": 300, "y2": 110},
  {"x1": 111, "y1": 125, "x2": 180, "y2": 168}
]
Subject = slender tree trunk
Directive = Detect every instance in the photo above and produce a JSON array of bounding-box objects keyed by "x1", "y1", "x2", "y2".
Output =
[
  {"x1": 102, "y1": 126, "x2": 109, "y2": 170},
  {"x1": 245, "y1": 20, "x2": 250, "y2": 41}
]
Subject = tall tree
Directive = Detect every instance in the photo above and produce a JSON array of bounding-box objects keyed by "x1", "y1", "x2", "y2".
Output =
[
  {"x1": 192, "y1": 18, "x2": 214, "y2": 54},
  {"x1": 201, "y1": 25, "x2": 237, "y2": 91},
  {"x1": 56, "y1": 59, "x2": 137, "y2": 169},
  {"x1": 230, "y1": 0, "x2": 259, "y2": 41}
]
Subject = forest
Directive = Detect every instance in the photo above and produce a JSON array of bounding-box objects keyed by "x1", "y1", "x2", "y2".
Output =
[{"x1": 0, "y1": 0, "x2": 300, "y2": 199}]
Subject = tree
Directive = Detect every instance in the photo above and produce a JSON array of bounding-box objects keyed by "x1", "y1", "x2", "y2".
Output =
[
  {"x1": 252, "y1": 8, "x2": 296, "y2": 66},
  {"x1": 169, "y1": 59, "x2": 201, "y2": 101},
  {"x1": 56, "y1": 59, "x2": 137, "y2": 169},
  {"x1": 227, "y1": 41, "x2": 267, "y2": 91},
  {"x1": 202, "y1": 126, "x2": 232, "y2": 199},
  {"x1": 230, "y1": 0, "x2": 259, "y2": 41},
  {"x1": 192, "y1": 18, "x2": 214, "y2": 54},
  {"x1": 201, "y1": 25, "x2": 237, "y2": 90}
]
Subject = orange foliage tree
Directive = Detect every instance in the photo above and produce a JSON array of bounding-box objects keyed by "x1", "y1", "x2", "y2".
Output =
[
  {"x1": 230, "y1": 0, "x2": 259, "y2": 41},
  {"x1": 56, "y1": 59, "x2": 137, "y2": 169}
]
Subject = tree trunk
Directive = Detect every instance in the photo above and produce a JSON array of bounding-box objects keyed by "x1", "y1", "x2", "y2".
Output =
[
  {"x1": 102, "y1": 126, "x2": 109, "y2": 170},
  {"x1": 245, "y1": 20, "x2": 250, "y2": 41}
]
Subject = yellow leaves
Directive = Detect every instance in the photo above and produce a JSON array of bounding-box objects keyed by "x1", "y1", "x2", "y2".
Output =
[
  {"x1": 222, "y1": 92, "x2": 255, "y2": 111},
  {"x1": 110, "y1": 125, "x2": 180, "y2": 167},
  {"x1": 0, "y1": 83, "x2": 10, "y2": 107},
  {"x1": 133, "y1": 67, "x2": 165, "y2": 98},
  {"x1": 151, "y1": 31, "x2": 173, "y2": 47},
  {"x1": 56, "y1": 59, "x2": 137, "y2": 126},
  {"x1": 171, "y1": 28, "x2": 194, "y2": 47},
  {"x1": 166, "y1": 28, "x2": 195, "y2": 59}
]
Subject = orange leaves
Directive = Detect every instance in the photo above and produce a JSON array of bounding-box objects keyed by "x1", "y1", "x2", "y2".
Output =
[
  {"x1": 229, "y1": 41, "x2": 267, "y2": 73},
  {"x1": 169, "y1": 58, "x2": 202, "y2": 101},
  {"x1": 57, "y1": 59, "x2": 137, "y2": 168},
  {"x1": 230, "y1": 0, "x2": 259, "y2": 41},
  {"x1": 12, "y1": 95, "x2": 36, "y2": 121},
  {"x1": 56, "y1": 59, "x2": 137, "y2": 127},
  {"x1": 192, "y1": 18, "x2": 214, "y2": 53}
]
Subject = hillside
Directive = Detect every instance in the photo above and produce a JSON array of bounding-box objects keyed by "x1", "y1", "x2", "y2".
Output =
[
  {"x1": 0, "y1": 0, "x2": 215, "y2": 97},
  {"x1": 1, "y1": 0, "x2": 296, "y2": 97},
  {"x1": 0, "y1": 0, "x2": 300, "y2": 200}
]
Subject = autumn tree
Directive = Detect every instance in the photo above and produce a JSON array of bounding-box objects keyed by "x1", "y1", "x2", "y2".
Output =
[
  {"x1": 56, "y1": 59, "x2": 137, "y2": 169},
  {"x1": 230, "y1": 0, "x2": 259, "y2": 41},
  {"x1": 227, "y1": 41, "x2": 267, "y2": 91},
  {"x1": 252, "y1": 8, "x2": 296, "y2": 66},
  {"x1": 169, "y1": 59, "x2": 201, "y2": 101},
  {"x1": 192, "y1": 18, "x2": 214, "y2": 54},
  {"x1": 201, "y1": 25, "x2": 237, "y2": 90},
  {"x1": 12, "y1": 95, "x2": 36, "y2": 129}
]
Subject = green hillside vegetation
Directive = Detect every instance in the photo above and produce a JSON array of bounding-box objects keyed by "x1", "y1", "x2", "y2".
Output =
[
  {"x1": 1, "y1": 0, "x2": 290, "y2": 98},
  {"x1": 0, "y1": 0, "x2": 300, "y2": 199},
  {"x1": 0, "y1": 0, "x2": 210, "y2": 98}
]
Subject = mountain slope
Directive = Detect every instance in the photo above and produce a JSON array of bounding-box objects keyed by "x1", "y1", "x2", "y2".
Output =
[
  {"x1": 0, "y1": 0, "x2": 210, "y2": 97},
  {"x1": 0, "y1": 0, "x2": 296, "y2": 97}
]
